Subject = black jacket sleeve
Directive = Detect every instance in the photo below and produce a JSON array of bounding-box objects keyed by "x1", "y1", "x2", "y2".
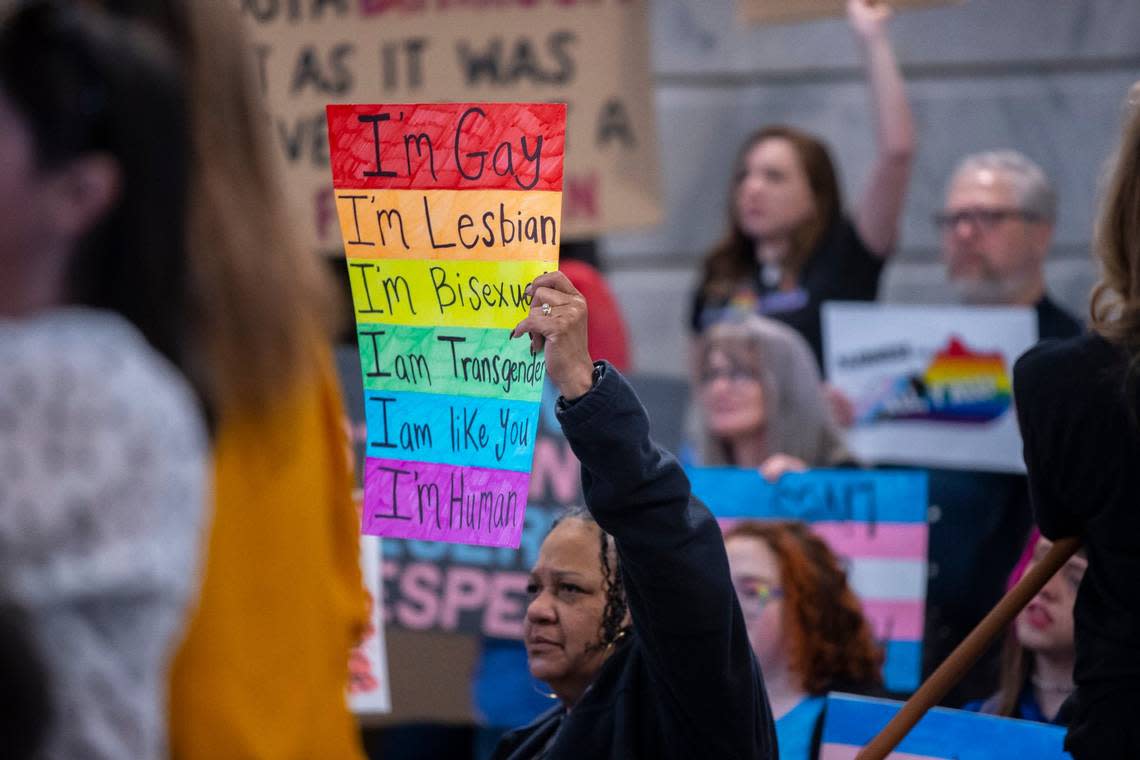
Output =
[
  {"x1": 1014, "y1": 342, "x2": 1082, "y2": 539},
  {"x1": 557, "y1": 363, "x2": 777, "y2": 759}
]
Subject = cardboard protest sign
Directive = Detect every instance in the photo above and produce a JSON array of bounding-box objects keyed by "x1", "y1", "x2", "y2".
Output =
[
  {"x1": 688, "y1": 467, "x2": 928, "y2": 692},
  {"x1": 739, "y1": 0, "x2": 962, "y2": 26},
  {"x1": 823, "y1": 302, "x2": 1037, "y2": 474},
  {"x1": 244, "y1": 1, "x2": 660, "y2": 254},
  {"x1": 348, "y1": 534, "x2": 392, "y2": 714},
  {"x1": 818, "y1": 693, "x2": 1069, "y2": 759},
  {"x1": 327, "y1": 102, "x2": 563, "y2": 548}
]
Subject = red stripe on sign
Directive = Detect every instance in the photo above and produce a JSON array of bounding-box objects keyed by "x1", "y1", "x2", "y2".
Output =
[{"x1": 328, "y1": 103, "x2": 566, "y2": 191}]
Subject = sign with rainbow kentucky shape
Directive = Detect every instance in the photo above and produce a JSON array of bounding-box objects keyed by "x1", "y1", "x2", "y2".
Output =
[
  {"x1": 823, "y1": 303, "x2": 1038, "y2": 474},
  {"x1": 327, "y1": 103, "x2": 564, "y2": 548}
]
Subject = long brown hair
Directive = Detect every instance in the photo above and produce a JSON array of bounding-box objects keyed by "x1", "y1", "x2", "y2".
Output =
[
  {"x1": 1091, "y1": 84, "x2": 1140, "y2": 415},
  {"x1": 698, "y1": 126, "x2": 842, "y2": 303},
  {"x1": 724, "y1": 520, "x2": 882, "y2": 695},
  {"x1": 98, "y1": 0, "x2": 337, "y2": 420}
]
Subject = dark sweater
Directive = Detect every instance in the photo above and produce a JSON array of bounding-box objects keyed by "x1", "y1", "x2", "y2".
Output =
[
  {"x1": 491, "y1": 363, "x2": 776, "y2": 760},
  {"x1": 1014, "y1": 333, "x2": 1140, "y2": 757}
]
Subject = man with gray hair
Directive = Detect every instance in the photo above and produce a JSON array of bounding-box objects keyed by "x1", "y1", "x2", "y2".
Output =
[
  {"x1": 935, "y1": 149, "x2": 1082, "y2": 338},
  {"x1": 923, "y1": 150, "x2": 1083, "y2": 710}
]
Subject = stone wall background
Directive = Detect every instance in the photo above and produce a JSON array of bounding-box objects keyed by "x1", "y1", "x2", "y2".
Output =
[{"x1": 600, "y1": 0, "x2": 1140, "y2": 376}]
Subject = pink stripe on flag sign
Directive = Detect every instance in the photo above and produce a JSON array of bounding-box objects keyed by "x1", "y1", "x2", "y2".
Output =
[
  {"x1": 719, "y1": 519, "x2": 926, "y2": 561},
  {"x1": 811, "y1": 522, "x2": 927, "y2": 561},
  {"x1": 363, "y1": 457, "x2": 529, "y2": 548},
  {"x1": 819, "y1": 745, "x2": 946, "y2": 760},
  {"x1": 861, "y1": 599, "x2": 924, "y2": 641}
]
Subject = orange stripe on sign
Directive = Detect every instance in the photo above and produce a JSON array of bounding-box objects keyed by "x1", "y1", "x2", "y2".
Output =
[{"x1": 336, "y1": 189, "x2": 561, "y2": 262}]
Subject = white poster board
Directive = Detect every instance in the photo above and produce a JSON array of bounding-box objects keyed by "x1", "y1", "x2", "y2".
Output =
[
  {"x1": 823, "y1": 302, "x2": 1037, "y2": 473},
  {"x1": 349, "y1": 535, "x2": 391, "y2": 714}
]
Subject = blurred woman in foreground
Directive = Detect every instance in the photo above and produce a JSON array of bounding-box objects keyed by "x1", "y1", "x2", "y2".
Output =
[{"x1": 0, "y1": 3, "x2": 207, "y2": 756}]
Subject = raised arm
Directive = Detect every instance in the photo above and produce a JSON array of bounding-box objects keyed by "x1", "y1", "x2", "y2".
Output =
[
  {"x1": 849, "y1": 0, "x2": 915, "y2": 257},
  {"x1": 512, "y1": 272, "x2": 775, "y2": 759}
]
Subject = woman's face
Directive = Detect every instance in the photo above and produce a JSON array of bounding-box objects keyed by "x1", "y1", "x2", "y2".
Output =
[
  {"x1": 726, "y1": 535, "x2": 787, "y2": 674},
  {"x1": 524, "y1": 519, "x2": 611, "y2": 702},
  {"x1": 700, "y1": 347, "x2": 767, "y2": 441},
  {"x1": 1015, "y1": 537, "x2": 1087, "y2": 659},
  {"x1": 734, "y1": 137, "x2": 816, "y2": 242}
]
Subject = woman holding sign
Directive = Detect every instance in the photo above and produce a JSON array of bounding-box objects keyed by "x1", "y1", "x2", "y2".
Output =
[
  {"x1": 493, "y1": 273, "x2": 776, "y2": 759},
  {"x1": 1012, "y1": 83, "x2": 1140, "y2": 759},
  {"x1": 689, "y1": 0, "x2": 914, "y2": 369}
]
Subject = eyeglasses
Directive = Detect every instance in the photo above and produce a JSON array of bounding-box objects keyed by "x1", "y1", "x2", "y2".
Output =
[
  {"x1": 700, "y1": 365, "x2": 759, "y2": 386},
  {"x1": 932, "y1": 207, "x2": 1042, "y2": 233},
  {"x1": 732, "y1": 579, "x2": 784, "y2": 617}
]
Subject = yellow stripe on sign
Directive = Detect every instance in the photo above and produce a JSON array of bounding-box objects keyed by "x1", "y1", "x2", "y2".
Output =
[
  {"x1": 346, "y1": 257, "x2": 553, "y2": 330},
  {"x1": 336, "y1": 189, "x2": 562, "y2": 262}
]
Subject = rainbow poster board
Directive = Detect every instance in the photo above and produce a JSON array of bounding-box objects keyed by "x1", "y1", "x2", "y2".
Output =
[
  {"x1": 823, "y1": 303, "x2": 1037, "y2": 473},
  {"x1": 327, "y1": 103, "x2": 564, "y2": 547},
  {"x1": 819, "y1": 693, "x2": 1069, "y2": 759},
  {"x1": 688, "y1": 467, "x2": 928, "y2": 692}
]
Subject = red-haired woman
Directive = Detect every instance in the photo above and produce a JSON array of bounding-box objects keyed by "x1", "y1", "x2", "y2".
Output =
[
  {"x1": 725, "y1": 520, "x2": 883, "y2": 760},
  {"x1": 690, "y1": 0, "x2": 914, "y2": 369}
]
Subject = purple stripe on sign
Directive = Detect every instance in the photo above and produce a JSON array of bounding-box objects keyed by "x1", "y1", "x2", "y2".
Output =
[{"x1": 363, "y1": 457, "x2": 529, "y2": 548}]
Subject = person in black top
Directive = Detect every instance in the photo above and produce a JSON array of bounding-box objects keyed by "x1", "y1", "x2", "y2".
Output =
[
  {"x1": 920, "y1": 148, "x2": 1085, "y2": 706},
  {"x1": 1013, "y1": 85, "x2": 1140, "y2": 759},
  {"x1": 690, "y1": 0, "x2": 915, "y2": 369},
  {"x1": 496, "y1": 272, "x2": 776, "y2": 759}
]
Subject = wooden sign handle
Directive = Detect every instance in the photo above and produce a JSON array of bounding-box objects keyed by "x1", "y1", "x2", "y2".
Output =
[{"x1": 855, "y1": 535, "x2": 1083, "y2": 760}]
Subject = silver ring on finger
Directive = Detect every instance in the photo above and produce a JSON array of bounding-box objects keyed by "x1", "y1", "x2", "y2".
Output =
[{"x1": 541, "y1": 303, "x2": 552, "y2": 317}]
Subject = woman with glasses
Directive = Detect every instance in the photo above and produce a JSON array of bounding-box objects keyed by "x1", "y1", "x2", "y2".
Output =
[
  {"x1": 0, "y1": 3, "x2": 207, "y2": 757},
  {"x1": 689, "y1": 0, "x2": 914, "y2": 369},
  {"x1": 691, "y1": 315, "x2": 851, "y2": 477},
  {"x1": 492, "y1": 272, "x2": 776, "y2": 759},
  {"x1": 725, "y1": 520, "x2": 883, "y2": 760}
]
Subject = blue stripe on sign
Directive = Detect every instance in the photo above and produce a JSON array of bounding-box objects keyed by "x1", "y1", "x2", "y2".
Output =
[
  {"x1": 364, "y1": 390, "x2": 539, "y2": 472},
  {"x1": 882, "y1": 639, "x2": 922, "y2": 693},
  {"x1": 821, "y1": 693, "x2": 1069, "y2": 758},
  {"x1": 820, "y1": 693, "x2": 897, "y2": 746},
  {"x1": 686, "y1": 467, "x2": 928, "y2": 524}
]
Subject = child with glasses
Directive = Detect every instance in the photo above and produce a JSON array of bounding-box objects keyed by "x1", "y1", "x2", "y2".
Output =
[{"x1": 725, "y1": 520, "x2": 883, "y2": 760}]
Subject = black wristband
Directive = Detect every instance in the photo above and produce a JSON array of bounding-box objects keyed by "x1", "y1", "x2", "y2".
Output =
[{"x1": 556, "y1": 362, "x2": 605, "y2": 411}]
